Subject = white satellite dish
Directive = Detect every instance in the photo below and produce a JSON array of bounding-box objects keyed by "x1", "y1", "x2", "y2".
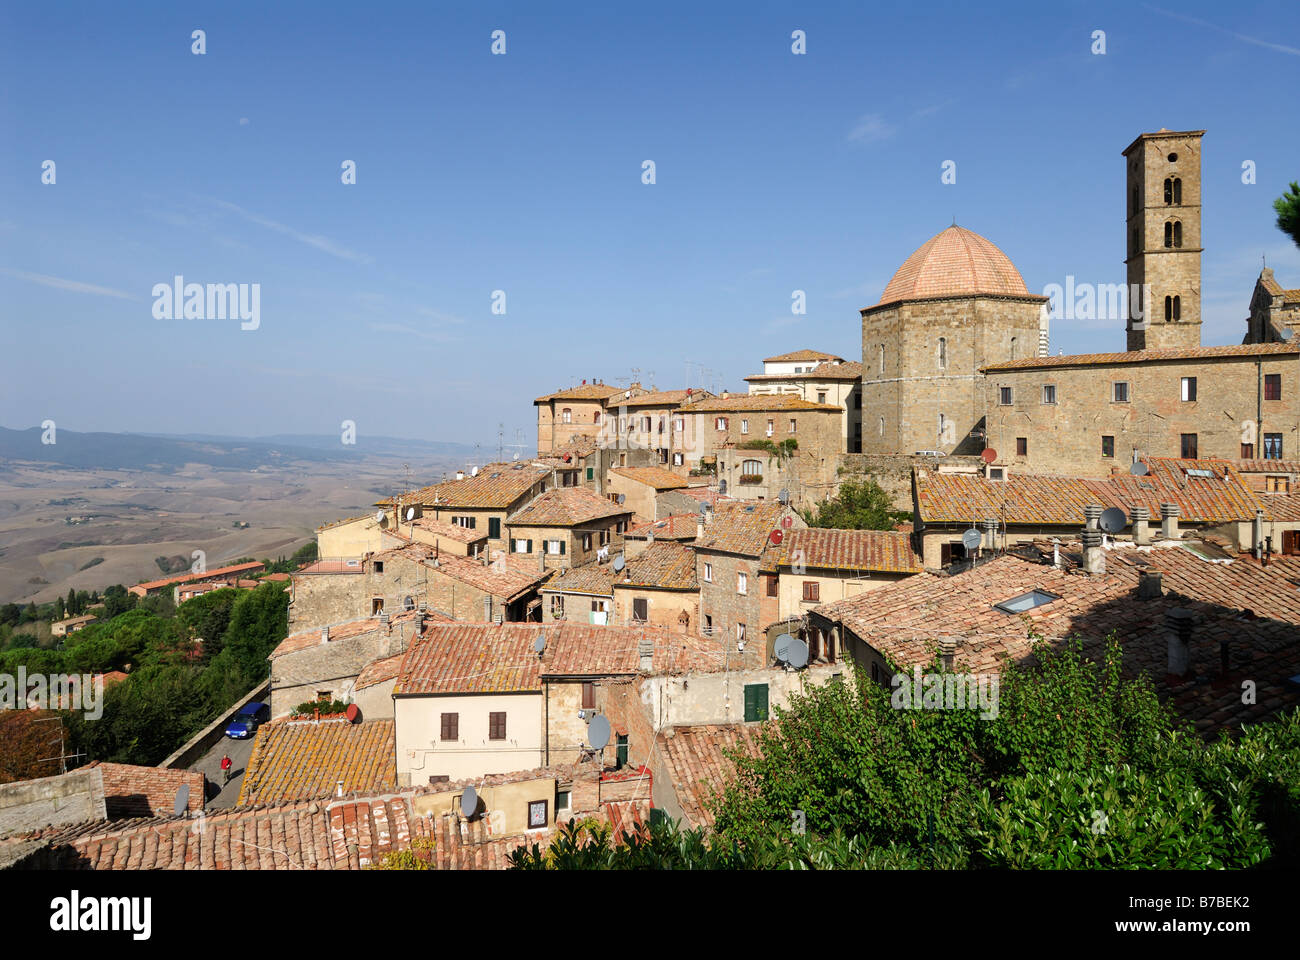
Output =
[
  {"x1": 405, "y1": 507, "x2": 416, "y2": 521},
  {"x1": 374, "y1": 510, "x2": 386, "y2": 523},
  {"x1": 612, "y1": 554, "x2": 626, "y2": 573},
  {"x1": 471, "y1": 466, "x2": 479, "y2": 477}
]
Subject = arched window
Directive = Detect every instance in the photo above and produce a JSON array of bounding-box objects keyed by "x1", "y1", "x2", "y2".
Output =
[
  {"x1": 878, "y1": 344, "x2": 885, "y2": 376},
  {"x1": 1173, "y1": 221, "x2": 1182, "y2": 247},
  {"x1": 1164, "y1": 296, "x2": 1172, "y2": 322},
  {"x1": 1172, "y1": 295, "x2": 1181, "y2": 321},
  {"x1": 1164, "y1": 178, "x2": 1173, "y2": 204},
  {"x1": 1010, "y1": 336, "x2": 1017, "y2": 361},
  {"x1": 1164, "y1": 221, "x2": 1174, "y2": 248},
  {"x1": 561, "y1": 408, "x2": 572, "y2": 424},
  {"x1": 937, "y1": 337, "x2": 947, "y2": 370},
  {"x1": 742, "y1": 459, "x2": 763, "y2": 476},
  {"x1": 1172, "y1": 178, "x2": 1182, "y2": 204},
  {"x1": 878, "y1": 416, "x2": 885, "y2": 436}
]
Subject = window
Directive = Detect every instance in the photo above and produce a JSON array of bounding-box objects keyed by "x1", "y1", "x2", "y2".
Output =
[
  {"x1": 1264, "y1": 374, "x2": 1282, "y2": 401},
  {"x1": 546, "y1": 539, "x2": 565, "y2": 555},
  {"x1": 853, "y1": 392, "x2": 861, "y2": 409},
  {"x1": 371, "y1": 598, "x2": 384, "y2": 615},
  {"x1": 1181, "y1": 433, "x2": 1198, "y2": 459},
  {"x1": 817, "y1": 391, "x2": 827, "y2": 404},
  {"x1": 741, "y1": 418, "x2": 749, "y2": 434},
  {"x1": 510, "y1": 538, "x2": 533, "y2": 554},
  {"x1": 715, "y1": 417, "x2": 729, "y2": 430},
  {"x1": 641, "y1": 416, "x2": 652, "y2": 432},
  {"x1": 1016, "y1": 437, "x2": 1028, "y2": 456},
  {"x1": 994, "y1": 590, "x2": 1058, "y2": 614},
  {"x1": 878, "y1": 416, "x2": 884, "y2": 436},
  {"x1": 550, "y1": 594, "x2": 565, "y2": 619},
  {"x1": 937, "y1": 337, "x2": 947, "y2": 370},
  {"x1": 632, "y1": 598, "x2": 648, "y2": 622},
  {"x1": 1265, "y1": 476, "x2": 1290, "y2": 494},
  {"x1": 528, "y1": 800, "x2": 548, "y2": 829},
  {"x1": 556, "y1": 789, "x2": 571, "y2": 812},
  {"x1": 1241, "y1": 442, "x2": 1255, "y2": 459},
  {"x1": 599, "y1": 530, "x2": 610, "y2": 546},
  {"x1": 802, "y1": 581, "x2": 820, "y2": 602},
  {"x1": 736, "y1": 622, "x2": 746, "y2": 642},
  {"x1": 1165, "y1": 221, "x2": 1183, "y2": 248},
  {"x1": 737, "y1": 572, "x2": 748, "y2": 595},
  {"x1": 878, "y1": 344, "x2": 885, "y2": 375},
  {"x1": 1131, "y1": 185, "x2": 1138, "y2": 215},
  {"x1": 703, "y1": 614, "x2": 713, "y2": 635},
  {"x1": 673, "y1": 416, "x2": 684, "y2": 431},
  {"x1": 1264, "y1": 434, "x2": 1283, "y2": 459},
  {"x1": 766, "y1": 575, "x2": 778, "y2": 597},
  {"x1": 486, "y1": 517, "x2": 500, "y2": 539},
  {"x1": 561, "y1": 408, "x2": 572, "y2": 424},
  {"x1": 1102, "y1": 435, "x2": 1115, "y2": 458},
  {"x1": 1164, "y1": 295, "x2": 1181, "y2": 322},
  {"x1": 672, "y1": 452, "x2": 684, "y2": 466},
  {"x1": 440, "y1": 713, "x2": 459, "y2": 741},
  {"x1": 1010, "y1": 336, "x2": 1017, "y2": 361},
  {"x1": 1042, "y1": 384, "x2": 1056, "y2": 404},
  {"x1": 742, "y1": 459, "x2": 763, "y2": 476},
  {"x1": 582, "y1": 532, "x2": 592, "y2": 551},
  {"x1": 998, "y1": 386, "x2": 1013, "y2": 406},
  {"x1": 788, "y1": 419, "x2": 797, "y2": 433},
  {"x1": 488, "y1": 712, "x2": 507, "y2": 740},
  {"x1": 1181, "y1": 377, "x2": 1197, "y2": 401},
  {"x1": 766, "y1": 419, "x2": 774, "y2": 437},
  {"x1": 1131, "y1": 227, "x2": 1139, "y2": 255},
  {"x1": 1112, "y1": 382, "x2": 1130, "y2": 403},
  {"x1": 743, "y1": 683, "x2": 769, "y2": 722},
  {"x1": 703, "y1": 562, "x2": 712, "y2": 583},
  {"x1": 452, "y1": 516, "x2": 476, "y2": 529},
  {"x1": 373, "y1": 561, "x2": 384, "y2": 574},
  {"x1": 581, "y1": 681, "x2": 596, "y2": 709},
  {"x1": 593, "y1": 411, "x2": 600, "y2": 425},
  {"x1": 1164, "y1": 177, "x2": 1182, "y2": 205}
]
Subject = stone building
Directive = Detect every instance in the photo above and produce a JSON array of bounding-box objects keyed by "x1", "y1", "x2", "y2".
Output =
[
  {"x1": 606, "y1": 465, "x2": 690, "y2": 520},
  {"x1": 504, "y1": 486, "x2": 633, "y2": 571},
  {"x1": 540, "y1": 562, "x2": 614, "y2": 624},
  {"x1": 745, "y1": 350, "x2": 863, "y2": 453},
  {"x1": 534, "y1": 381, "x2": 628, "y2": 455},
  {"x1": 859, "y1": 224, "x2": 1049, "y2": 459},
  {"x1": 1124, "y1": 129, "x2": 1204, "y2": 351},
  {"x1": 1244, "y1": 267, "x2": 1300, "y2": 345},
  {"x1": 611, "y1": 540, "x2": 699, "y2": 633}
]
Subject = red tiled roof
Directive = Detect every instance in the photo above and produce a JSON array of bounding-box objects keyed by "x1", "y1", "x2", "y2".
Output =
[
  {"x1": 983, "y1": 341, "x2": 1299, "y2": 371},
  {"x1": 386, "y1": 462, "x2": 549, "y2": 510},
  {"x1": 543, "y1": 562, "x2": 616, "y2": 597},
  {"x1": 237, "y1": 719, "x2": 397, "y2": 806},
  {"x1": 355, "y1": 652, "x2": 406, "y2": 691},
  {"x1": 876, "y1": 225, "x2": 1034, "y2": 306},
  {"x1": 746, "y1": 359, "x2": 863, "y2": 382},
  {"x1": 915, "y1": 459, "x2": 1265, "y2": 526},
  {"x1": 626, "y1": 514, "x2": 699, "y2": 540},
  {"x1": 614, "y1": 541, "x2": 699, "y2": 591},
  {"x1": 271, "y1": 609, "x2": 426, "y2": 660},
  {"x1": 689, "y1": 394, "x2": 840, "y2": 413},
  {"x1": 695, "y1": 501, "x2": 795, "y2": 557},
  {"x1": 763, "y1": 349, "x2": 843, "y2": 363},
  {"x1": 507, "y1": 486, "x2": 632, "y2": 526},
  {"x1": 131, "y1": 561, "x2": 264, "y2": 592},
  {"x1": 658, "y1": 724, "x2": 762, "y2": 828},
  {"x1": 761, "y1": 528, "x2": 922, "y2": 574},
  {"x1": 409, "y1": 517, "x2": 488, "y2": 543},
  {"x1": 534, "y1": 383, "x2": 624, "y2": 403},
  {"x1": 609, "y1": 466, "x2": 690, "y2": 490}
]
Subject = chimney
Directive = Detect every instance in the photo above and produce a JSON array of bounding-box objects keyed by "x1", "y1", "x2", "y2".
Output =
[
  {"x1": 1083, "y1": 503, "x2": 1102, "y2": 531},
  {"x1": 379, "y1": 611, "x2": 390, "y2": 632},
  {"x1": 1081, "y1": 528, "x2": 1105, "y2": 575},
  {"x1": 1160, "y1": 503, "x2": 1180, "y2": 540},
  {"x1": 1137, "y1": 568, "x2": 1163, "y2": 599},
  {"x1": 697, "y1": 517, "x2": 706, "y2": 541},
  {"x1": 415, "y1": 611, "x2": 425, "y2": 633},
  {"x1": 1165, "y1": 608, "x2": 1194, "y2": 679},
  {"x1": 1130, "y1": 505, "x2": 1151, "y2": 545},
  {"x1": 483, "y1": 596, "x2": 493, "y2": 622},
  {"x1": 982, "y1": 517, "x2": 997, "y2": 552},
  {"x1": 320, "y1": 625, "x2": 330, "y2": 645},
  {"x1": 1253, "y1": 509, "x2": 1265, "y2": 559},
  {"x1": 1051, "y1": 539, "x2": 1061, "y2": 569},
  {"x1": 938, "y1": 637, "x2": 956, "y2": 671},
  {"x1": 638, "y1": 635, "x2": 655, "y2": 672}
]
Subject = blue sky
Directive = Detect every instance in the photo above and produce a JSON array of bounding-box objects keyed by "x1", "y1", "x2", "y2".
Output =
[{"x1": 2, "y1": 0, "x2": 1298, "y2": 448}]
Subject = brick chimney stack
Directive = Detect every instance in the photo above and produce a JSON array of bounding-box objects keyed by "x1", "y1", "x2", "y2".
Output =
[
  {"x1": 1081, "y1": 528, "x2": 1106, "y2": 575},
  {"x1": 1137, "y1": 568, "x2": 1163, "y2": 599},
  {"x1": 1166, "y1": 608, "x2": 1194, "y2": 678}
]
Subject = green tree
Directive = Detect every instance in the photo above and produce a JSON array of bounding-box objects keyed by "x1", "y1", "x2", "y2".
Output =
[
  {"x1": 799, "y1": 477, "x2": 899, "y2": 530},
  {"x1": 176, "y1": 587, "x2": 239, "y2": 660},
  {"x1": 101, "y1": 585, "x2": 136, "y2": 620},
  {"x1": 66, "y1": 588, "x2": 79, "y2": 617},
  {"x1": 0, "y1": 603, "x2": 19, "y2": 627},
  {"x1": 1275, "y1": 181, "x2": 1300, "y2": 249}
]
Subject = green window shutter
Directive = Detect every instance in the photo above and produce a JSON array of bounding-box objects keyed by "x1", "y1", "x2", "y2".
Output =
[
  {"x1": 510, "y1": 539, "x2": 517, "y2": 552},
  {"x1": 527, "y1": 540, "x2": 533, "y2": 553},
  {"x1": 586, "y1": 467, "x2": 594, "y2": 481},
  {"x1": 489, "y1": 517, "x2": 501, "y2": 539},
  {"x1": 559, "y1": 540, "x2": 566, "y2": 555},
  {"x1": 744, "y1": 683, "x2": 769, "y2": 722},
  {"x1": 616, "y1": 734, "x2": 628, "y2": 770}
]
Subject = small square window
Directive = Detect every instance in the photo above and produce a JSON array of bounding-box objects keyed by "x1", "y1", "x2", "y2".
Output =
[
  {"x1": 998, "y1": 386, "x2": 1013, "y2": 406},
  {"x1": 1180, "y1": 433, "x2": 1198, "y2": 459},
  {"x1": 802, "y1": 581, "x2": 819, "y2": 602},
  {"x1": 1181, "y1": 377, "x2": 1197, "y2": 402},
  {"x1": 1264, "y1": 374, "x2": 1282, "y2": 401},
  {"x1": 1101, "y1": 435, "x2": 1115, "y2": 458},
  {"x1": 1042, "y1": 384, "x2": 1057, "y2": 404},
  {"x1": 1016, "y1": 437, "x2": 1028, "y2": 456},
  {"x1": 528, "y1": 799, "x2": 548, "y2": 829},
  {"x1": 1112, "y1": 382, "x2": 1130, "y2": 403}
]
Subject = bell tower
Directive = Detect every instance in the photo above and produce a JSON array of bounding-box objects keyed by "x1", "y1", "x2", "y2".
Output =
[{"x1": 1123, "y1": 129, "x2": 1205, "y2": 351}]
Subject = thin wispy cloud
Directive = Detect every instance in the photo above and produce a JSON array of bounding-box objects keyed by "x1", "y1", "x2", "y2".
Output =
[
  {"x1": 1143, "y1": 4, "x2": 1300, "y2": 56},
  {"x1": 0, "y1": 268, "x2": 138, "y2": 300},
  {"x1": 366, "y1": 321, "x2": 460, "y2": 343},
  {"x1": 847, "y1": 113, "x2": 897, "y2": 143},
  {"x1": 209, "y1": 198, "x2": 372, "y2": 264}
]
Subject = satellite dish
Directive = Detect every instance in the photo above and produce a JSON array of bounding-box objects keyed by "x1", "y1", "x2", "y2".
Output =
[
  {"x1": 785, "y1": 638, "x2": 809, "y2": 669},
  {"x1": 961, "y1": 528, "x2": 983, "y2": 551},
  {"x1": 769, "y1": 529, "x2": 784, "y2": 545},
  {"x1": 980, "y1": 448, "x2": 998, "y2": 464},
  {"x1": 718, "y1": 480, "x2": 728, "y2": 495},
  {"x1": 533, "y1": 635, "x2": 546, "y2": 655},
  {"x1": 1099, "y1": 507, "x2": 1128, "y2": 534},
  {"x1": 612, "y1": 554, "x2": 626, "y2": 572},
  {"x1": 345, "y1": 703, "x2": 361, "y2": 724},
  {"x1": 781, "y1": 515, "x2": 793, "y2": 529},
  {"x1": 697, "y1": 502, "x2": 708, "y2": 516},
  {"x1": 616, "y1": 494, "x2": 626, "y2": 504},
  {"x1": 374, "y1": 510, "x2": 386, "y2": 523},
  {"x1": 1130, "y1": 461, "x2": 1149, "y2": 477},
  {"x1": 172, "y1": 784, "x2": 190, "y2": 818},
  {"x1": 513, "y1": 453, "x2": 520, "y2": 460},
  {"x1": 471, "y1": 466, "x2": 480, "y2": 477},
  {"x1": 588, "y1": 714, "x2": 611, "y2": 750},
  {"x1": 403, "y1": 596, "x2": 415, "y2": 611},
  {"x1": 774, "y1": 633, "x2": 795, "y2": 662},
  {"x1": 405, "y1": 507, "x2": 416, "y2": 521},
  {"x1": 778, "y1": 488, "x2": 790, "y2": 505},
  {"x1": 460, "y1": 786, "x2": 478, "y2": 818}
]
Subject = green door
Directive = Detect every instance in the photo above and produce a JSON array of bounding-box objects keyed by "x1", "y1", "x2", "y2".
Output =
[
  {"x1": 615, "y1": 734, "x2": 629, "y2": 769},
  {"x1": 744, "y1": 683, "x2": 769, "y2": 722}
]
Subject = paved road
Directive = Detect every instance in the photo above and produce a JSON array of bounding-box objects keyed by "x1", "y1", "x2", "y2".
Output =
[{"x1": 191, "y1": 733, "x2": 256, "y2": 810}]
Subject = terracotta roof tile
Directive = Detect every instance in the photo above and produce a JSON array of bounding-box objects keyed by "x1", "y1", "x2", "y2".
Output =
[
  {"x1": 614, "y1": 541, "x2": 699, "y2": 591},
  {"x1": 689, "y1": 394, "x2": 840, "y2": 413},
  {"x1": 237, "y1": 719, "x2": 397, "y2": 806},
  {"x1": 762, "y1": 528, "x2": 922, "y2": 574},
  {"x1": 409, "y1": 517, "x2": 488, "y2": 543},
  {"x1": 544, "y1": 562, "x2": 616, "y2": 597},
  {"x1": 695, "y1": 501, "x2": 795, "y2": 557},
  {"x1": 609, "y1": 466, "x2": 690, "y2": 490},
  {"x1": 507, "y1": 487, "x2": 632, "y2": 526},
  {"x1": 983, "y1": 341, "x2": 1299, "y2": 371},
  {"x1": 534, "y1": 383, "x2": 624, "y2": 403},
  {"x1": 658, "y1": 724, "x2": 762, "y2": 828},
  {"x1": 387, "y1": 462, "x2": 549, "y2": 510},
  {"x1": 626, "y1": 514, "x2": 700, "y2": 540},
  {"x1": 763, "y1": 349, "x2": 843, "y2": 363},
  {"x1": 877, "y1": 225, "x2": 1034, "y2": 306}
]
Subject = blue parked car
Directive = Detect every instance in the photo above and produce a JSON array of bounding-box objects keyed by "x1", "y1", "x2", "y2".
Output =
[{"x1": 224, "y1": 702, "x2": 269, "y2": 739}]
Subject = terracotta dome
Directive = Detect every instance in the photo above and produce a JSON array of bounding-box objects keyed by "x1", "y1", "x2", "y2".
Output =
[{"x1": 877, "y1": 225, "x2": 1029, "y2": 305}]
